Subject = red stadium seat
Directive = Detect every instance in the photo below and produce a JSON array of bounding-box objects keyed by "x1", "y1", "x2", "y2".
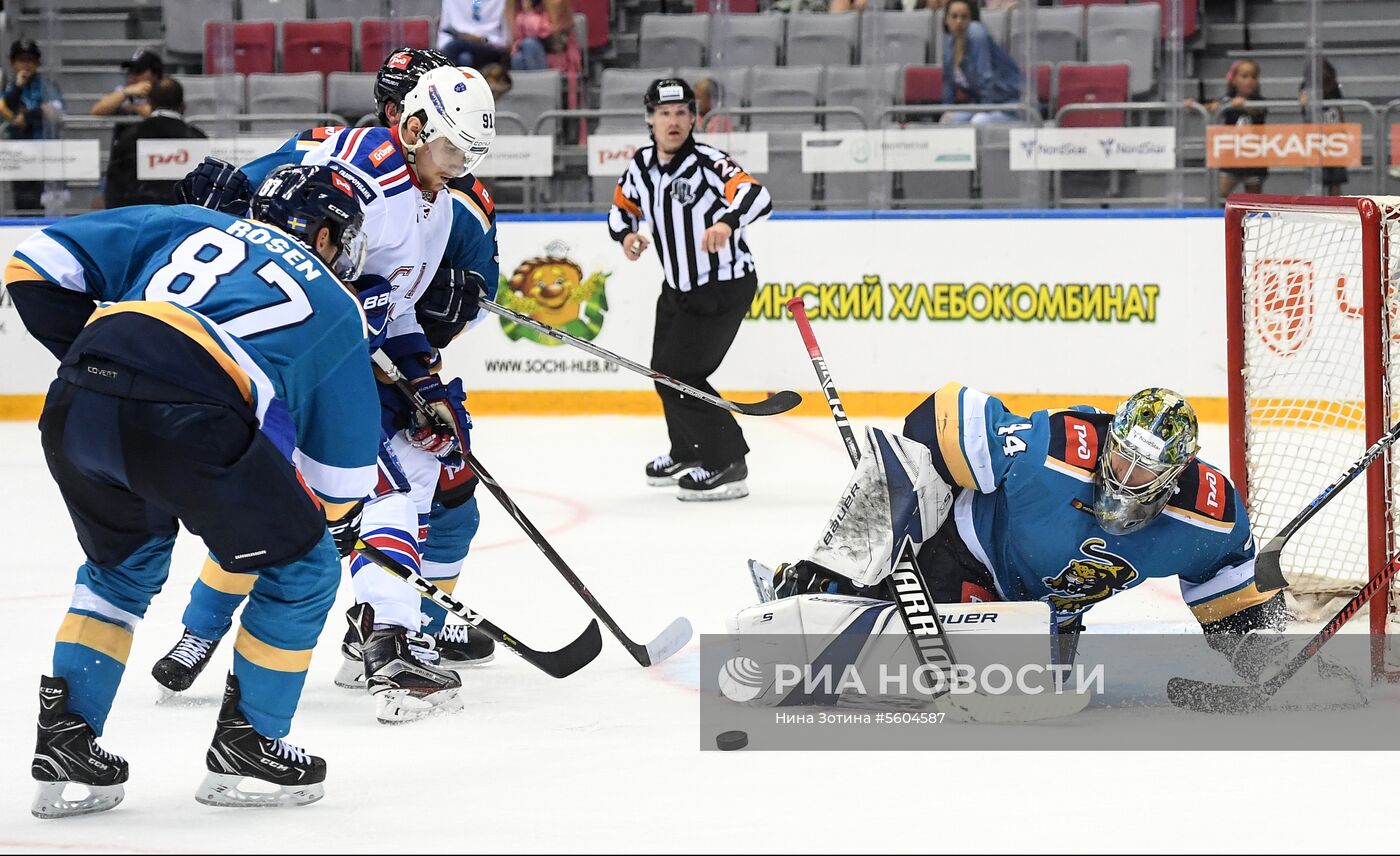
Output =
[
  {"x1": 282, "y1": 20, "x2": 354, "y2": 76},
  {"x1": 573, "y1": 0, "x2": 611, "y2": 51},
  {"x1": 1054, "y1": 62, "x2": 1130, "y2": 127},
  {"x1": 902, "y1": 65, "x2": 942, "y2": 104},
  {"x1": 204, "y1": 21, "x2": 276, "y2": 75},
  {"x1": 695, "y1": 0, "x2": 759, "y2": 12},
  {"x1": 360, "y1": 18, "x2": 432, "y2": 72},
  {"x1": 1035, "y1": 62, "x2": 1052, "y2": 104}
]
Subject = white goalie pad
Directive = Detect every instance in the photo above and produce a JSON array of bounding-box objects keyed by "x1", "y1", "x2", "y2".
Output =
[{"x1": 806, "y1": 427, "x2": 953, "y2": 588}]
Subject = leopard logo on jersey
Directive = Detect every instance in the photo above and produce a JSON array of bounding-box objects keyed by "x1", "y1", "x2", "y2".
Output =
[{"x1": 1041, "y1": 538, "x2": 1139, "y2": 614}]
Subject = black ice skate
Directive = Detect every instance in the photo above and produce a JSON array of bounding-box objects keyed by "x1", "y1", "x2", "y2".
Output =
[
  {"x1": 677, "y1": 459, "x2": 749, "y2": 502},
  {"x1": 31, "y1": 675, "x2": 128, "y2": 819},
  {"x1": 332, "y1": 603, "x2": 373, "y2": 689},
  {"x1": 362, "y1": 618, "x2": 463, "y2": 724},
  {"x1": 645, "y1": 453, "x2": 701, "y2": 487},
  {"x1": 435, "y1": 622, "x2": 496, "y2": 666},
  {"x1": 151, "y1": 628, "x2": 220, "y2": 692},
  {"x1": 196, "y1": 673, "x2": 325, "y2": 809}
]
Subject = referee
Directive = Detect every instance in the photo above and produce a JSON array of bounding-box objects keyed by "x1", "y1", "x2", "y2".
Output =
[{"x1": 608, "y1": 78, "x2": 773, "y2": 502}]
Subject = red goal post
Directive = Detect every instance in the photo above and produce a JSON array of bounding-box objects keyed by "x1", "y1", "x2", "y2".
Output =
[{"x1": 1225, "y1": 194, "x2": 1400, "y2": 680}]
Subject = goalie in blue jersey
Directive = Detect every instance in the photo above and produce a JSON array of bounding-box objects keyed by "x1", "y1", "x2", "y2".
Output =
[{"x1": 7, "y1": 165, "x2": 384, "y2": 816}]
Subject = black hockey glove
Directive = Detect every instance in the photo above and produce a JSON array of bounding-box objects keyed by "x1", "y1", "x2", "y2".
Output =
[
  {"x1": 176, "y1": 157, "x2": 253, "y2": 215},
  {"x1": 419, "y1": 267, "x2": 487, "y2": 348},
  {"x1": 327, "y1": 500, "x2": 365, "y2": 558},
  {"x1": 773, "y1": 560, "x2": 862, "y2": 599}
]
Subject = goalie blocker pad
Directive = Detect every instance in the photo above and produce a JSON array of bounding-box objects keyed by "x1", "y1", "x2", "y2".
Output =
[
  {"x1": 726, "y1": 595, "x2": 1052, "y2": 707},
  {"x1": 807, "y1": 427, "x2": 953, "y2": 588}
]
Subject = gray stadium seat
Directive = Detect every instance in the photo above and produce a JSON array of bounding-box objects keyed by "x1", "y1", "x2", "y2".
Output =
[
  {"x1": 859, "y1": 11, "x2": 931, "y2": 66},
  {"x1": 785, "y1": 13, "x2": 858, "y2": 67},
  {"x1": 749, "y1": 65, "x2": 823, "y2": 130},
  {"x1": 247, "y1": 71, "x2": 325, "y2": 114},
  {"x1": 317, "y1": 0, "x2": 387, "y2": 19},
  {"x1": 708, "y1": 14, "x2": 783, "y2": 67},
  {"x1": 1009, "y1": 5, "x2": 1083, "y2": 67},
  {"x1": 596, "y1": 67, "x2": 670, "y2": 133},
  {"x1": 823, "y1": 64, "x2": 898, "y2": 129},
  {"x1": 758, "y1": 131, "x2": 813, "y2": 206},
  {"x1": 638, "y1": 14, "x2": 709, "y2": 70},
  {"x1": 179, "y1": 73, "x2": 247, "y2": 117},
  {"x1": 677, "y1": 65, "x2": 750, "y2": 118},
  {"x1": 1086, "y1": 3, "x2": 1160, "y2": 96},
  {"x1": 497, "y1": 68, "x2": 561, "y2": 135},
  {"x1": 979, "y1": 7, "x2": 1010, "y2": 46},
  {"x1": 327, "y1": 71, "x2": 378, "y2": 124},
  {"x1": 164, "y1": 0, "x2": 235, "y2": 56},
  {"x1": 242, "y1": 0, "x2": 309, "y2": 23},
  {"x1": 384, "y1": 0, "x2": 441, "y2": 21}
]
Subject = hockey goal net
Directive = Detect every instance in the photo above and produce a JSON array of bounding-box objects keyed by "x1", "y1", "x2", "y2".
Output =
[{"x1": 1226, "y1": 194, "x2": 1400, "y2": 679}]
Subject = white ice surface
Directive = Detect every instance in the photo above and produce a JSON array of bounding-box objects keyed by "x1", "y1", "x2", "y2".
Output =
[{"x1": 2, "y1": 416, "x2": 1397, "y2": 853}]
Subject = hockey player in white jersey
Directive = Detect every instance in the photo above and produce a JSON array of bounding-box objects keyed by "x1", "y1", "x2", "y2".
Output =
[{"x1": 156, "y1": 65, "x2": 500, "y2": 723}]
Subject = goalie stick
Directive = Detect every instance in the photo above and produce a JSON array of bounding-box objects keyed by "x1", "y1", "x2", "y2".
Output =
[
  {"x1": 1168, "y1": 419, "x2": 1400, "y2": 713},
  {"x1": 355, "y1": 540, "x2": 601, "y2": 679},
  {"x1": 372, "y1": 351, "x2": 694, "y2": 667},
  {"x1": 783, "y1": 297, "x2": 1088, "y2": 723},
  {"x1": 479, "y1": 298, "x2": 802, "y2": 416}
]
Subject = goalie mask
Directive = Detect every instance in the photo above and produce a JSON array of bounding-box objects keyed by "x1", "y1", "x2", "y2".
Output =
[{"x1": 1093, "y1": 388, "x2": 1199, "y2": 535}]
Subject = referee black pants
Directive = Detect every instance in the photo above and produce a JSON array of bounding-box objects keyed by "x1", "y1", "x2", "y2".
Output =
[{"x1": 650, "y1": 271, "x2": 757, "y2": 468}]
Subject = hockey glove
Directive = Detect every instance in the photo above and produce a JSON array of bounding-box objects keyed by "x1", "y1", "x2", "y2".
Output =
[
  {"x1": 419, "y1": 268, "x2": 488, "y2": 349},
  {"x1": 176, "y1": 157, "x2": 253, "y2": 215},
  {"x1": 327, "y1": 500, "x2": 365, "y2": 558},
  {"x1": 351, "y1": 274, "x2": 393, "y2": 350},
  {"x1": 409, "y1": 375, "x2": 472, "y2": 468}
]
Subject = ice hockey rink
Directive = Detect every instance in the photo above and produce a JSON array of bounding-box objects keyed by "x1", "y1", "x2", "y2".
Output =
[{"x1": 3, "y1": 411, "x2": 1399, "y2": 854}]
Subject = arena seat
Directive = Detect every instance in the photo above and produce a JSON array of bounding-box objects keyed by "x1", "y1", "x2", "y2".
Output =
[
  {"x1": 709, "y1": 14, "x2": 783, "y2": 67},
  {"x1": 785, "y1": 14, "x2": 858, "y2": 67},
  {"x1": 360, "y1": 18, "x2": 433, "y2": 71},
  {"x1": 1054, "y1": 62, "x2": 1131, "y2": 127},
  {"x1": 1086, "y1": 3, "x2": 1161, "y2": 96},
  {"x1": 638, "y1": 14, "x2": 710, "y2": 69},
  {"x1": 205, "y1": 21, "x2": 276, "y2": 74},
  {"x1": 241, "y1": 0, "x2": 308, "y2": 23},
  {"x1": 1009, "y1": 5, "x2": 1084, "y2": 66},
  {"x1": 282, "y1": 20, "x2": 354, "y2": 76},
  {"x1": 859, "y1": 10, "x2": 931, "y2": 66}
]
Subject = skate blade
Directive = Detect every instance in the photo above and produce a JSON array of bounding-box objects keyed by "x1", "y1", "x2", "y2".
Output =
[
  {"x1": 31, "y1": 780, "x2": 125, "y2": 819},
  {"x1": 646, "y1": 476, "x2": 685, "y2": 487},
  {"x1": 195, "y1": 771, "x2": 324, "y2": 809},
  {"x1": 332, "y1": 658, "x2": 366, "y2": 690},
  {"x1": 439, "y1": 651, "x2": 496, "y2": 668},
  {"x1": 677, "y1": 480, "x2": 749, "y2": 502},
  {"x1": 373, "y1": 688, "x2": 464, "y2": 724}
]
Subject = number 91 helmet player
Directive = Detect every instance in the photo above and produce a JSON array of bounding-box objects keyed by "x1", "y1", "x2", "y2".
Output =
[{"x1": 396, "y1": 65, "x2": 496, "y2": 190}]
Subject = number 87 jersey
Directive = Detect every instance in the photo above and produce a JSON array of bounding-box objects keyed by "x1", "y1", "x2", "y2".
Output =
[{"x1": 6, "y1": 203, "x2": 380, "y2": 507}]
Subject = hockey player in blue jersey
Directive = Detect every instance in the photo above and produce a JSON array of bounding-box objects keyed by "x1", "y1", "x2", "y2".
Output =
[
  {"x1": 157, "y1": 60, "x2": 501, "y2": 723},
  {"x1": 764, "y1": 385, "x2": 1292, "y2": 681},
  {"x1": 6, "y1": 165, "x2": 382, "y2": 816}
]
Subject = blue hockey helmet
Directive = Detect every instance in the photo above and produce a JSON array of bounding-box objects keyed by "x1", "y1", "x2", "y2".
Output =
[{"x1": 250, "y1": 164, "x2": 367, "y2": 281}]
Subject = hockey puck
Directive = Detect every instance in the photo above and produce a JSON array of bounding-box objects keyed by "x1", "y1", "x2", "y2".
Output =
[{"x1": 716, "y1": 730, "x2": 748, "y2": 751}]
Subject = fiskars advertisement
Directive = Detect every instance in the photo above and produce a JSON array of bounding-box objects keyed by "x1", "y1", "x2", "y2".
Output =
[{"x1": 1206, "y1": 123, "x2": 1362, "y2": 168}]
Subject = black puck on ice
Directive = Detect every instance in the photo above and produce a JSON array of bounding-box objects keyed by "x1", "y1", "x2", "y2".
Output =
[{"x1": 716, "y1": 730, "x2": 748, "y2": 751}]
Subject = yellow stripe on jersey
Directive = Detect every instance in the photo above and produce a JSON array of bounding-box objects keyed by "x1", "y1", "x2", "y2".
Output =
[
  {"x1": 1162, "y1": 506, "x2": 1236, "y2": 534},
  {"x1": 56, "y1": 613, "x2": 134, "y2": 664},
  {"x1": 933, "y1": 381, "x2": 979, "y2": 491},
  {"x1": 234, "y1": 627, "x2": 314, "y2": 673},
  {"x1": 1188, "y1": 581, "x2": 1276, "y2": 624},
  {"x1": 4, "y1": 256, "x2": 42, "y2": 287},
  {"x1": 429, "y1": 576, "x2": 459, "y2": 595},
  {"x1": 449, "y1": 188, "x2": 490, "y2": 232},
  {"x1": 198, "y1": 556, "x2": 259, "y2": 596},
  {"x1": 88, "y1": 303, "x2": 253, "y2": 405}
]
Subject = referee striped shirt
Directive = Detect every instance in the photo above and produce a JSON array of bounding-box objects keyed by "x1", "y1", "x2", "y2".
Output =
[{"x1": 607, "y1": 136, "x2": 773, "y2": 292}]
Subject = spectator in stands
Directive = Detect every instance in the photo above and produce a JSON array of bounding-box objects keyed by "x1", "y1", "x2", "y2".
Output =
[
  {"x1": 1187, "y1": 59, "x2": 1267, "y2": 199},
  {"x1": 103, "y1": 79, "x2": 207, "y2": 210},
  {"x1": 939, "y1": 0, "x2": 1022, "y2": 126},
  {"x1": 695, "y1": 78, "x2": 733, "y2": 134},
  {"x1": 483, "y1": 63, "x2": 513, "y2": 99},
  {"x1": 92, "y1": 48, "x2": 164, "y2": 118},
  {"x1": 1300, "y1": 57, "x2": 1347, "y2": 196},
  {"x1": 1, "y1": 38, "x2": 65, "y2": 213},
  {"x1": 440, "y1": 0, "x2": 512, "y2": 68},
  {"x1": 512, "y1": 0, "x2": 574, "y2": 71}
]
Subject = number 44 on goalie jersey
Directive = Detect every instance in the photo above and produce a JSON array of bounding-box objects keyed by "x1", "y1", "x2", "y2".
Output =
[{"x1": 901, "y1": 382, "x2": 1271, "y2": 627}]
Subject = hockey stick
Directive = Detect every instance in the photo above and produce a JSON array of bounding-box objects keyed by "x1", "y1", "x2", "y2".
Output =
[
  {"x1": 372, "y1": 351, "x2": 694, "y2": 667},
  {"x1": 478, "y1": 298, "x2": 802, "y2": 417},
  {"x1": 783, "y1": 299, "x2": 1087, "y2": 723},
  {"x1": 1253, "y1": 418, "x2": 1400, "y2": 591},
  {"x1": 354, "y1": 540, "x2": 601, "y2": 679},
  {"x1": 1167, "y1": 420, "x2": 1400, "y2": 712}
]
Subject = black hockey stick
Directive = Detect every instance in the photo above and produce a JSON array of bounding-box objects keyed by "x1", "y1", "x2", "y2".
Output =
[
  {"x1": 371, "y1": 351, "x2": 694, "y2": 666},
  {"x1": 1252, "y1": 418, "x2": 1400, "y2": 591},
  {"x1": 479, "y1": 298, "x2": 802, "y2": 416},
  {"x1": 1167, "y1": 557, "x2": 1400, "y2": 713},
  {"x1": 354, "y1": 540, "x2": 601, "y2": 679}
]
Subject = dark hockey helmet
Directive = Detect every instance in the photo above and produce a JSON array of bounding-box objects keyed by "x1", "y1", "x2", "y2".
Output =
[
  {"x1": 250, "y1": 164, "x2": 367, "y2": 281},
  {"x1": 374, "y1": 47, "x2": 453, "y2": 126},
  {"x1": 1093, "y1": 388, "x2": 1200, "y2": 535},
  {"x1": 643, "y1": 77, "x2": 697, "y2": 116}
]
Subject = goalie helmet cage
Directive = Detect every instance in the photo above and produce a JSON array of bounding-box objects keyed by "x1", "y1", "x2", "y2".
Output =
[{"x1": 1225, "y1": 193, "x2": 1400, "y2": 681}]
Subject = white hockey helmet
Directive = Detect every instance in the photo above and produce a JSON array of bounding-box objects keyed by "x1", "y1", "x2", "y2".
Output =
[{"x1": 398, "y1": 65, "x2": 496, "y2": 178}]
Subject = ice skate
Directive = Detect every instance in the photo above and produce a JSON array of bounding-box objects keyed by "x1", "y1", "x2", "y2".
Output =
[
  {"x1": 196, "y1": 673, "x2": 325, "y2": 809},
  {"x1": 152, "y1": 628, "x2": 219, "y2": 693},
  {"x1": 31, "y1": 675, "x2": 128, "y2": 819}
]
